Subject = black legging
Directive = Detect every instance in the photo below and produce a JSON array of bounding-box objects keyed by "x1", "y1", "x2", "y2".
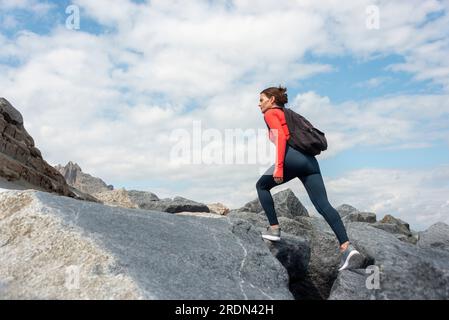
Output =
[{"x1": 256, "y1": 143, "x2": 349, "y2": 245}]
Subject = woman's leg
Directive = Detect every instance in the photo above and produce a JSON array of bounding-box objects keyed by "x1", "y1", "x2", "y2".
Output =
[
  {"x1": 256, "y1": 166, "x2": 296, "y2": 226},
  {"x1": 299, "y1": 172, "x2": 349, "y2": 245}
]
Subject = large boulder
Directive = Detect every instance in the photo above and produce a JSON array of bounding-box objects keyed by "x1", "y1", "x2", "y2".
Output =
[
  {"x1": 231, "y1": 189, "x2": 309, "y2": 219},
  {"x1": 417, "y1": 222, "x2": 449, "y2": 251},
  {"x1": 329, "y1": 222, "x2": 449, "y2": 299},
  {"x1": 342, "y1": 212, "x2": 376, "y2": 224},
  {"x1": 380, "y1": 214, "x2": 411, "y2": 231},
  {"x1": 261, "y1": 232, "x2": 311, "y2": 298},
  {"x1": 336, "y1": 204, "x2": 376, "y2": 224},
  {"x1": 273, "y1": 216, "x2": 366, "y2": 300},
  {"x1": 93, "y1": 188, "x2": 139, "y2": 209},
  {"x1": 136, "y1": 195, "x2": 211, "y2": 213},
  {"x1": 0, "y1": 189, "x2": 293, "y2": 299},
  {"x1": 207, "y1": 203, "x2": 230, "y2": 215},
  {"x1": 125, "y1": 189, "x2": 160, "y2": 204},
  {"x1": 372, "y1": 214, "x2": 418, "y2": 245},
  {"x1": 336, "y1": 204, "x2": 359, "y2": 216},
  {"x1": 94, "y1": 189, "x2": 210, "y2": 213},
  {"x1": 230, "y1": 205, "x2": 359, "y2": 300},
  {"x1": 68, "y1": 185, "x2": 103, "y2": 203},
  {"x1": 227, "y1": 210, "x2": 267, "y2": 227},
  {"x1": 0, "y1": 98, "x2": 74, "y2": 198}
]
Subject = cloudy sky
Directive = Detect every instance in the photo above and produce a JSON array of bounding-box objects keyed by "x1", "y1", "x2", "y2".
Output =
[{"x1": 1, "y1": 0, "x2": 448, "y2": 231}]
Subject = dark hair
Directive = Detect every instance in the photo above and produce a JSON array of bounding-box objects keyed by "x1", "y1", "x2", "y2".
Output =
[{"x1": 260, "y1": 85, "x2": 288, "y2": 107}]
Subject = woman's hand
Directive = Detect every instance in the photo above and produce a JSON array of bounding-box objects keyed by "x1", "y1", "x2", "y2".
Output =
[{"x1": 274, "y1": 176, "x2": 283, "y2": 184}]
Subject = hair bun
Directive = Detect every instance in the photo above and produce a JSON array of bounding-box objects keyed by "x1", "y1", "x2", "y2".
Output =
[{"x1": 278, "y1": 85, "x2": 287, "y2": 93}]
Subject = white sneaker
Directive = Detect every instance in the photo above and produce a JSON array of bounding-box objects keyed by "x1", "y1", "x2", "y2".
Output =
[
  {"x1": 338, "y1": 244, "x2": 364, "y2": 271},
  {"x1": 261, "y1": 226, "x2": 281, "y2": 241}
]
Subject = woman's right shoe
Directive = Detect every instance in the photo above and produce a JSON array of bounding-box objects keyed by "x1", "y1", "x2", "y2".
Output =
[
  {"x1": 261, "y1": 226, "x2": 281, "y2": 241},
  {"x1": 338, "y1": 244, "x2": 364, "y2": 271}
]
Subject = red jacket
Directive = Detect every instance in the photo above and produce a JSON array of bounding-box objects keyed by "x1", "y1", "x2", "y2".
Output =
[{"x1": 264, "y1": 108, "x2": 290, "y2": 178}]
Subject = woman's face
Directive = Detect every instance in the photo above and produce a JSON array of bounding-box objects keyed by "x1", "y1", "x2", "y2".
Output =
[{"x1": 259, "y1": 93, "x2": 275, "y2": 113}]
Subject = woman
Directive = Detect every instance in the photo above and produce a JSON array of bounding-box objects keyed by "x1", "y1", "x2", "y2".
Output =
[{"x1": 256, "y1": 85, "x2": 362, "y2": 271}]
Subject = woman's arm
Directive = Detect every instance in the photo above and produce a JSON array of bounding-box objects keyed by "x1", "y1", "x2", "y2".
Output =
[{"x1": 264, "y1": 110, "x2": 288, "y2": 178}]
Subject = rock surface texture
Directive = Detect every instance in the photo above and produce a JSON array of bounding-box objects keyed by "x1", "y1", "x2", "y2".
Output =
[{"x1": 0, "y1": 189, "x2": 293, "y2": 299}]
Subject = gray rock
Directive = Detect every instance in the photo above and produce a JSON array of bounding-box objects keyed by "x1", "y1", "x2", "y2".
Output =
[
  {"x1": 279, "y1": 216, "x2": 315, "y2": 237},
  {"x1": 227, "y1": 211, "x2": 267, "y2": 227},
  {"x1": 93, "y1": 188, "x2": 155, "y2": 209},
  {"x1": 234, "y1": 197, "x2": 261, "y2": 213},
  {"x1": 211, "y1": 201, "x2": 449, "y2": 300},
  {"x1": 342, "y1": 212, "x2": 377, "y2": 224},
  {"x1": 139, "y1": 196, "x2": 210, "y2": 213},
  {"x1": 261, "y1": 232, "x2": 312, "y2": 299},
  {"x1": 232, "y1": 210, "x2": 352, "y2": 300},
  {"x1": 281, "y1": 216, "x2": 363, "y2": 300},
  {"x1": 329, "y1": 222, "x2": 449, "y2": 299},
  {"x1": 92, "y1": 190, "x2": 209, "y2": 213},
  {"x1": 68, "y1": 185, "x2": 102, "y2": 203},
  {"x1": 336, "y1": 204, "x2": 359, "y2": 217},
  {"x1": 207, "y1": 203, "x2": 230, "y2": 215},
  {"x1": 380, "y1": 214, "x2": 410, "y2": 231},
  {"x1": 418, "y1": 222, "x2": 449, "y2": 251},
  {"x1": 336, "y1": 204, "x2": 376, "y2": 224},
  {"x1": 0, "y1": 190, "x2": 293, "y2": 299},
  {"x1": 234, "y1": 189, "x2": 309, "y2": 219},
  {"x1": 327, "y1": 269, "x2": 374, "y2": 300},
  {"x1": 0, "y1": 98, "x2": 23, "y2": 125},
  {"x1": 372, "y1": 214, "x2": 417, "y2": 245},
  {"x1": 127, "y1": 190, "x2": 160, "y2": 203},
  {"x1": 227, "y1": 211, "x2": 322, "y2": 237},
  {"x1": 371, "y1": 222, "x2": 402, "y2": 234}
]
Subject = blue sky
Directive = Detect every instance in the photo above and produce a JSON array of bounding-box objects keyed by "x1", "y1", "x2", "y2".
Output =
[{"x1": 1, "y1": 0, "x2": 449, "y2": 230}]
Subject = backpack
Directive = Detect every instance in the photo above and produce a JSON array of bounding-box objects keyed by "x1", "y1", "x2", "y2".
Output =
[{"x1": 265, "y1": 107, "x2": 328, "y2": 156}]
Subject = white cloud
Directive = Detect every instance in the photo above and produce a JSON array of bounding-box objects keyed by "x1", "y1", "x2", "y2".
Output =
[
  {"x1": 355, "y1": 76, "x2": 391, "y2": 88},
  {"x1": 73, "y1": 0, "x2": 143, "y2": 27},
  {"x1": 387, "y1": 38, "x2": 449, "y2": 90},
  {"x1": 323, "y1": 165, "x2": 449, "y2": 231},
  {"x1": 0, "y1": 0, "x2": 54, "y2": 15},
  {"x1": 290, "y1": 91, "x2": 449, "y2": 158}
]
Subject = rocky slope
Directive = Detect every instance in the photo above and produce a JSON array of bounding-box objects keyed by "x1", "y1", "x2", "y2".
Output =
[
  {"x1": 2, "y1": 184, "x2": 448, "y2": 300},
  {"x1": 0, "y1": 98, "x2": 74, "y2": 198},
  {"x1": 328, "y1": 220, "x2": 449, "y2": 299},
  {"x1": 0, "y1": 189, "x2": 292, "y2": 299},
  {"x1": 229, "y1": 195, "x2": 449, "y2": 300}
]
